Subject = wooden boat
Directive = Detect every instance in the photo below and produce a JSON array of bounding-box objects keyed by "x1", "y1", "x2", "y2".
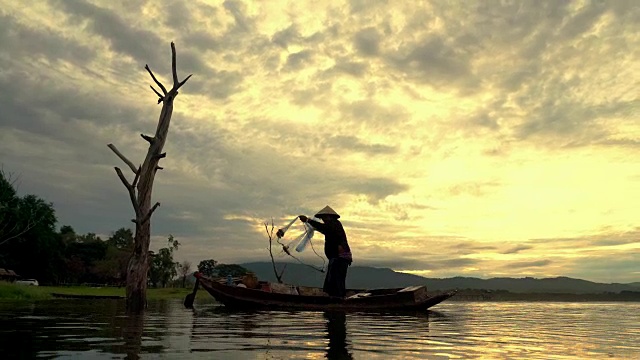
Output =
[{"x1": 191, "y1": 272, "x2": 457, "y2": 311}]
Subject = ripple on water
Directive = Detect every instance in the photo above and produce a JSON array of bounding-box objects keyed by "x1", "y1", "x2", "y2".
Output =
[{"x1": 0, "y1": 300, "x2": 638, "y2": 359}]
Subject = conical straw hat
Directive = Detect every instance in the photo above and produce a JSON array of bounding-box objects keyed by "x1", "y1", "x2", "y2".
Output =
[{"x1": 315, "y1": 205, "x2": 340, "y2": 219}]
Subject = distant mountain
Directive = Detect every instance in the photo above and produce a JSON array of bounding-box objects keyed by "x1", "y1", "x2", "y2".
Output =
[{"x1": 240, "y1": 261, "x2": 640, "y2": 294}]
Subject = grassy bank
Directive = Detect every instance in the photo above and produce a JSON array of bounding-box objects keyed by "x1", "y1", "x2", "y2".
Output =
[{"x1": 0, "y1": 282, "x2": 192, "y2": 301}]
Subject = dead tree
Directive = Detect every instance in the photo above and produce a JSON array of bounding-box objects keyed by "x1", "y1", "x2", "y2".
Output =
[
  {"x1": 264, "y1": 219, "x2": 286, "y2": 283},
  {"x1": 108, "y1": 42, "x2": 192, "y2": 313}
]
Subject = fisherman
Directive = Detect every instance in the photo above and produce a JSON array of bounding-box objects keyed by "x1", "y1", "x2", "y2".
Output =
[{"x1": 299, "y1": 206, "x2": 353, "y2": 298}]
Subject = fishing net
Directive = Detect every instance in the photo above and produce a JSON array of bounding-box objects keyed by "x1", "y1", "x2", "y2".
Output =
[{"x1": 276, "y1": 216, "x2": 325, "y2": 272}]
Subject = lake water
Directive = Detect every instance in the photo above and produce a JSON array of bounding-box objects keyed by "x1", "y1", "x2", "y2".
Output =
[{"x1": 0, "y1": 298, "x2": 638, "y2": 359}]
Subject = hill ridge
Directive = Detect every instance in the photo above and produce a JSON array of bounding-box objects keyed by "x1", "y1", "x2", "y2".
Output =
[{"x1": 240, "y1": 261, "x2": 638, "y2": 294}]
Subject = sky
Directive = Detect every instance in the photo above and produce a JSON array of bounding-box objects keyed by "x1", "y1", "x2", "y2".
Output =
[{"x1": 0, "y1": 0, "x2": 638, "y2": 283}]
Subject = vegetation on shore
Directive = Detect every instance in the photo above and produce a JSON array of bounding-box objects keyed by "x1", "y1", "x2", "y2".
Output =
[
  {"x1": 0, "y1": 282, "x2": 192, "y2": 301},
  {"x1": 1, "y1": 169, "x2": 250, "y2": 296}
]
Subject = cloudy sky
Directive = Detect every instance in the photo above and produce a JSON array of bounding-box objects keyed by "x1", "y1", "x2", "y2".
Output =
[{"x1": 1, "y1": 0, "x2": 638, "y2": 283}]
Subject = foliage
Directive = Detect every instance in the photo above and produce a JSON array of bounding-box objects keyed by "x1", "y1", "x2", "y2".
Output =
[
  {"x1": 0, "y1": 167, "x2": 245, "y2": 289},
  {"x1": 177, "y1": 260, "x2": 192, "y2": 288},
  {"x1": 148, "y1": 235, "x2": 180, "y2": 288},
  {"x1": 59, "y1": 225, "x2": 77, "y2": 244},
  {"x1": 0, "y1": 170, "x2": 62, "y2": 284},
  {"x1": 196, "y1": 259, "x2": 249, "y2": 278},
  {"x1": 0, "y1": 170, "x2": 47, "y2": 247},
  {"x1": 107, "y1": 228, "x2": 133, "y2": 250},
  {"x1": 215, "y1": 264, "x2": 250, "y2": 278},
  {"x1": 197, "y1": 259, "x2": 218, "y2": 277}
]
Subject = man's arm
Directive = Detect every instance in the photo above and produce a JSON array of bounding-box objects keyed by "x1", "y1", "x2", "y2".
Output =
[
  {"x1": 307, "y1": 219, "x2": 328, "y2": 235},
  {"x1": 299, "y1": 215, "x2": 328, "y2": 235}
]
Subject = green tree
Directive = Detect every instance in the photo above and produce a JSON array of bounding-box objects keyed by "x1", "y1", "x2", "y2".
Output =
[
  {"x1": 77, "y1": 232, "x2": 102, "y2": 243},
  {"x1": 0, "y1": 170, "x2": 49, "y2": 248},
  {"x1": 93, "y1": 245, "x2": 130, "y2": 285},
  {"x1": 59, "y1": 225, "x2": 77, "y2": 244},
  {"x1": 197, "y1": 259, "x2": 218, "y2": 277},
  {"x1": 63, "y1": 235, "x2": 108, "y2": 283},
  {"x1": 178, "y1": 260, "x2": 192, "y2": 288},
  {"x1": 107, "y1": 228, "x2": 134, "y2": 250},
  {"x1": 148, "y1": 235, "x2": 180, "y2": 288},
  {"x1": 0, "y1": 182, "x2": 61, "y2": 284}
]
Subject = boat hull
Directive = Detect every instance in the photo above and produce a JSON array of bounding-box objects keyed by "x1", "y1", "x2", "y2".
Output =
[{"x1": 194, "y1": 273, "x2": 456, "y2": 312}]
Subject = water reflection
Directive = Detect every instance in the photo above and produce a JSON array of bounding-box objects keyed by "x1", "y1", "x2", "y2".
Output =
[
  {"x1": 324, "y1": 311, "x2": 352, "y2": 360},
  {"x1": 122, "y1": 314, "x2": 143, "y2": 360},
  {"x1": 0, "y1": 300, "x2": 638, "y2": 358}
]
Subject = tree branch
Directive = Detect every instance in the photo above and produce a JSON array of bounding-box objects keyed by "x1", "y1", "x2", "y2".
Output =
[
  {"x1": 0, "y1": 218, "x2": 40, "y2": 246},
  {"x1": 171, "y1": 42, "x2": 179, "y2": 86},
  {"x1": 115, "y1": 167, "x2": 141, "y2": 218},
  {"x1": 145, "y1": 64, "x2": 167, "y2": 95},
  {"x1": 140, "y1": 134, "x2": 155, "y2": 144},
  {"x1": 132, "y1": 166, "x2": 141, "y2": 188},
  {"x1": 177, "y1": 74, "x2": 193, "y2": 90},
  {"x1": 108, "y1": 144, "x2": 138, "y2": 174},
  {"x1": 140, "y1": 202, "x2": 160, "y2": 225},
  {"x1": 149, "y1": 86, "x2": 164, "y2": 103},
  {"x1": 155, "y1": 152, "x2": 166, "y2": 159},
  {"x1": 265, "y1": 219, "x2": 284, "y2": 283}
]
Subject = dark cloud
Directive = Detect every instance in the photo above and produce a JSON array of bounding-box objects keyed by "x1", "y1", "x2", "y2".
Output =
[
  {"x1": 354, "y1": 27, "x2": 381, "y2": 56},
  {"x1": 528, "y1": 228, "x2": 640, "y2": 252},
  {"x1": 272, "y1": 25, "x2": 299, "y2": 48},
  {"x1": 357, "y1": 256, "x2": 480, "y2": 272},
  {"x1": 444, "y1": 242, "x2": 498, "y2": 256},
  {"x1": 565, "y1": 251, "x2": 640, "y2": 283},
  {"x1": 349, "y1": 0, "x2": 389, "y2": 14},
  {"x1": 338, "y1": 99, "x2": 410, "y2": 133},
  {"x1": 173, "y1": 48, "x2": 212, "y2": 78},
  {"x1": 223, "y1": 0, "x2": 252, "y2": 33},
  {"x1": 285, "y1": 50, "x2": 314, "y2": 71},
  {"x1": 585, "y1": 229, "x2": 640, "y2": 247},
  {"x1": 516, "y1": 97, "x2": 618, "y2": 146},
  {"x1": 324, "y1": 135, "x2": 397, "y2": 155},
  {"x1": 288, "y1": 79, "x2": 333, "y2": 106},
  {"x1": 164, "y1": 1, "x2": 192, "y2": 31},
  {"x1": 0, "y1": 67, "x2": 148, "y2": 140},
  {"x1": 557, "y1": 1, "x2": 608, "y2": 41},
  {"x1": 468, "y1": 112, "x2": 500, "y2": 131},
  {"x1": 185, "y1": 68, "x2": 245, "y2": 99},
  {"x1": 183, "y1": 31, "x2": 221, "y2": 52},
  {"x1": 330, "y1": 59, "x2": 369, "y2": 77},
  {"x1": 0, "y1": 12, "x2": 95, "y2": 65},
  {"x1": 509, "y1": 259, "x2": 552, "y2": 269},
  {"x1": 52, "y1": 0, "x2": 164, "y2": 68},
  {"x1": 341, "y1": 176, "x2": 408, "y2": 203},
  {"x1": 385, "y1": 35, "x2": 476, "y2": 89},
  {"x1": 502, "y1": 245, "x2": 533, "y2": 254},
  {"x1": 380, "y1": 201, "x2": 437, "y2": 222}
]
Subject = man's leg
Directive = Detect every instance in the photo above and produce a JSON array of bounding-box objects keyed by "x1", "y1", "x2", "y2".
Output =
[
  {"x1": 323, "y1": 258, "x2": 336, "y2": 295},
  {"x1": 334, "y1": 258, "x2": 349, "y2": 298}
]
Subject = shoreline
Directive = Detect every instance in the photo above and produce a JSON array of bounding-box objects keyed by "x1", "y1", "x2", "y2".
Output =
[{"x1": 0, "y1": 282, "x2": 192, "y2": 301}]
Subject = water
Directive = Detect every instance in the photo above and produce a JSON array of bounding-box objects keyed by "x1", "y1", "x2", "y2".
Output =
[{"x1": 0, "y1": 299, "x2": 638, "y2": 359}]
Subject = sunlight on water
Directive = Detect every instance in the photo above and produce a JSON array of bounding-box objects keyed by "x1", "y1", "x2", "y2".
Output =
[{"x1": 0, "y1": 299, "x2": 638, "y2": 359}]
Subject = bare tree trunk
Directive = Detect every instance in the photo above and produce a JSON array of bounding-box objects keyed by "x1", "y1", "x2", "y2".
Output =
[
  {"x1": 108, "y1": 42, "x2": 192, "y2": 314},
  {"x1": 264, "y1": 220, "x2": 286, "y2": 283}
]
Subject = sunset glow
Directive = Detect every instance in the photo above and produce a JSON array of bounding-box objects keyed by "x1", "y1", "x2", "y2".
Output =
[{"x1": 1, "y1": 0, "x2": 638, "y2": 283}]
